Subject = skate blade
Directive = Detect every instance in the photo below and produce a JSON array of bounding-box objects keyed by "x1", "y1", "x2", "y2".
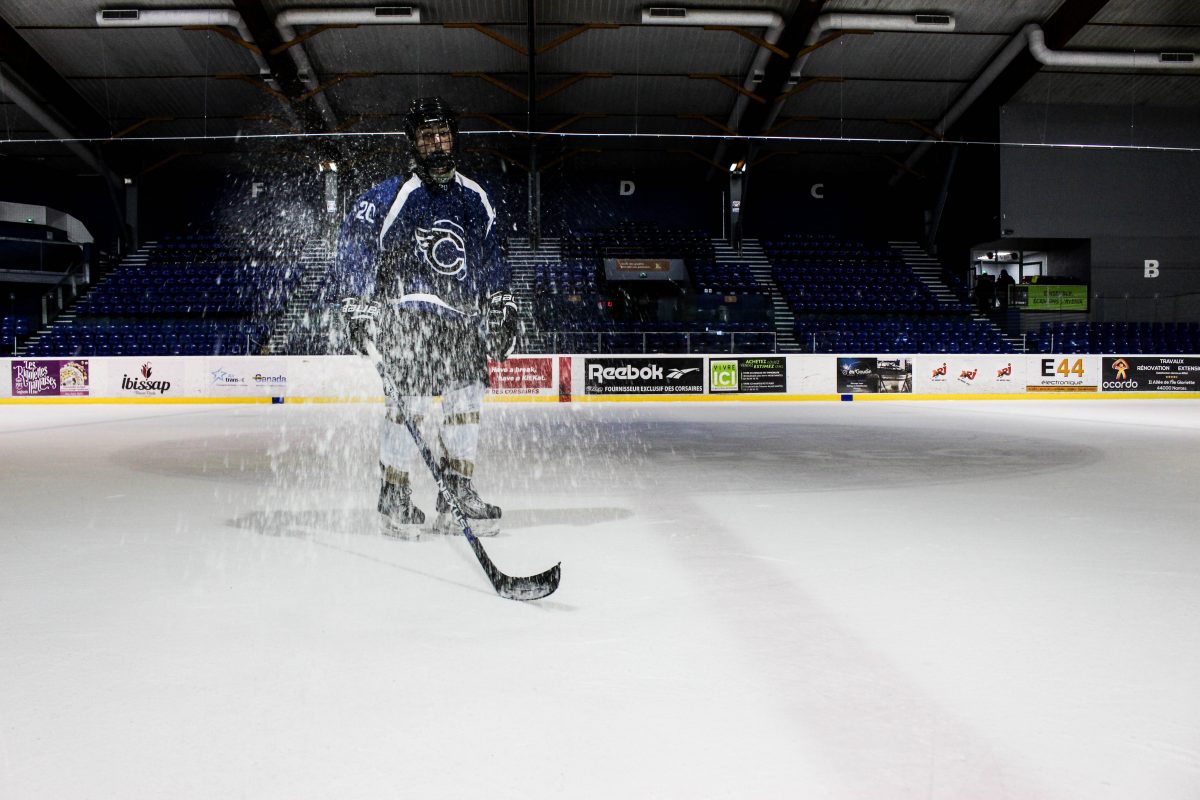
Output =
[
  {"x1": 433, "y1": 512, "x2": 500, "y2": 537},
  {"x1": 381, "y1": 520, "x2": 426, "y2": 540}
]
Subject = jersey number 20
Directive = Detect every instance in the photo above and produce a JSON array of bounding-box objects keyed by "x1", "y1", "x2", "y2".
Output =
[{"x1": 354, "y1": 201, "x2": 376, "y2": 223}]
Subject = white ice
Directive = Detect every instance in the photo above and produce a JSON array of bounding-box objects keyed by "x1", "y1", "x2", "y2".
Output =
[{"x1": 2, "y1": 399, "x2": 1199, "y2": 799}]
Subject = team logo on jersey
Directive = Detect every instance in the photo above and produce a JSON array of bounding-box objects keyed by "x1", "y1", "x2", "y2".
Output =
[{"x1": 415, "y1": 219, "x2": 467, "y2": 277}]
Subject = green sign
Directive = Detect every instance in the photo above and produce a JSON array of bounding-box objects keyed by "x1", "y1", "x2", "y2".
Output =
[
  {"x1": 709, "y1": 358, "x2": 786, "y2": 394},
  {"x1": 710, "y1": 360, "x2": 739, "y2": 392},
  {"x1": 1011, "y1": 284, "x2": 1088, "y2": 311}
]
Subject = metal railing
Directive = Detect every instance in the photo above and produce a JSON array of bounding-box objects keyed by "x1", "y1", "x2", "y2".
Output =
[{"x1": 525, "y1": 329, "x2": 778, "y2": 354}]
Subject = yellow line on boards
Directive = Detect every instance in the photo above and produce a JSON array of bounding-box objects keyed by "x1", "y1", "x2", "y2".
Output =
[
  {"x1": 0, "y1": 396, "x2": 276, "y2": 405},
  {"x1": 564, "y1": 393, "x2": 835, "y2": 403},
  {"x1": 852, "y1": 392, "x2": 1200, "y2": 401},
  {"x1": 4, "y1": 393, "x2": 1198, "y2": 405}
]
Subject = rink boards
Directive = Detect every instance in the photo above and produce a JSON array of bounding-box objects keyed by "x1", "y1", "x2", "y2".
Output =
[{"x1": 3, "y1": 353, "x2": 1199, "y2": 403}]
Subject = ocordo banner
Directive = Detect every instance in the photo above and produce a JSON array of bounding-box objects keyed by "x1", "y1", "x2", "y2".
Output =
[{"x1": 1102, "y1": 356, "x2": 1200, "y2": 392}]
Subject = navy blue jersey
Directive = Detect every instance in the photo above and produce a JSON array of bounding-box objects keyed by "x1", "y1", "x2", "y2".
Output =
[{"x1": 331, "y1": 172, "x2": 506, "y2": 318}]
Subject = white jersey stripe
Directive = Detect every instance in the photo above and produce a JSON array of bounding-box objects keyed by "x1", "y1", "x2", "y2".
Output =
[
  {"x1": 454, "y1": 172, "x2": 496, "y2": 236},
  {"x1": 390, "y1": 292, "x2": 474, "y2": 316}
]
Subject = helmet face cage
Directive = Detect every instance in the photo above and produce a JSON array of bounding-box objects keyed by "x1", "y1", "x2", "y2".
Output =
[{"x1": 405, "y1": 97, "x2": 459, "y2": 186}]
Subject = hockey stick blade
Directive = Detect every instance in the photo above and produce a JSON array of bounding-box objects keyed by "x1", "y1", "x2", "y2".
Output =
[{"x1": 467, "y1": 536, "x2": 562, "y2": 601}]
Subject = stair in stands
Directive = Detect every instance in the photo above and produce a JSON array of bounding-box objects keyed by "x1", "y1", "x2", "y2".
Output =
[
  {"x1": 505, "y1": 236, "x2": 560, "y2": 352},
  {"x1": 266, "y1": 239, "x2": 334, "y2": 354},
  {"x1": 890, "y1": 240, "x2": 1025, "y2": 353},
  {"x1": 17, "y1": 245, "x2": 154, "y2": 356},
  {"x1": 712, "y1": 237, "x2": 798, "y2": 353}
]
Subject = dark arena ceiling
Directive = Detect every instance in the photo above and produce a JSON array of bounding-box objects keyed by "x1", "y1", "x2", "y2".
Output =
[{"x1": 1, "y1": 0, "x2": 1198, "y2": 181}]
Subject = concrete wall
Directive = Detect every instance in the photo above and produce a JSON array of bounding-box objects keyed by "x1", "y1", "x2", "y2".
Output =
[{"x1": 999, "y1": 104, "x2": 1200, "y2": 321}]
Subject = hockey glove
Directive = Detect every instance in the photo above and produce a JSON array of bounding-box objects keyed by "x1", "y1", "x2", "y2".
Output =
[
  {"x1": 340, "y1": 296, "x2": 381, "y2": 354},
  {"x1": 485, "y1": 290, "x2": 519, "y2": 362}
]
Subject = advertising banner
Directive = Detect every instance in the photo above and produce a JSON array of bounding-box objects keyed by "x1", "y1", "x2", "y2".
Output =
[
  {"x1": 785, "y1": 355, "x2": 837, "y2": 394},
  {"x1": 488, "y1": 357, "x2": 556, "y2": 397},
  {"x1": 583, "y1": 357, "x2": 704, "y2": 395},
  {"x1": 10, "y1": 359, "x2": 90, "y2": 397},
  {"x1": 1102, "y1": 356, "x2": 1200, "y2": 392},
  {"x1": 1025, "y1": 355, "x2": 1100, "y2": 392},
  {"x1": 708, "y1": 357, "x2": 787, "y2": 394},
  {"x1": 913, "y1": 355, "x2": 1023, "y2": 394},
  {"x1": 1011, "y1": 284, "x2": 1088, "y2": 312},
  {"x1": 204, "y1": 357, "x2": 289, "y2": 397},
  {"x1": 836, "y1": 357, "x2": 912, "y2": 394},
  {"x1": 106, "y1": 357, "x2": 188, "y2": 398}
]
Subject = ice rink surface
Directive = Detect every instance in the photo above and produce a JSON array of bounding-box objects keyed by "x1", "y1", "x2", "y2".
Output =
[{"x1": 2, "y1": 399, "x2": 1199, "y2": 799}]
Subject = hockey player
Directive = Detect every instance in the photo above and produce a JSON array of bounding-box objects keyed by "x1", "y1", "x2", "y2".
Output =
[{"x1": 332, "y1": 96, "x2": 518, "y2": 537}]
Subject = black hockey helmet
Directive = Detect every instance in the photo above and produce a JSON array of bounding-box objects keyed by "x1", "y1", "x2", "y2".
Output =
[{"x1": 405, "y1": 96, "x2": 459, "y2": 186}]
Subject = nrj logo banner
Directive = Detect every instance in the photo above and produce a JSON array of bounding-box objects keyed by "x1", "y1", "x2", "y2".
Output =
[{"x1": 913, "y1": 356, "x2": 1024, "y2": 394}]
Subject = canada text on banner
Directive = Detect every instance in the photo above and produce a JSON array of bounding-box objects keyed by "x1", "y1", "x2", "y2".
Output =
[{"x1": 204, "y1": 357, "x2": 289, "y2": 396}]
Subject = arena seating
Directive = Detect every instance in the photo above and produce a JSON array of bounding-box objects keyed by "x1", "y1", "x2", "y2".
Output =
[
  {"x1": 529, "y1": 223, "x2": 774, "y2": 353},
  {"x1": 18, "y1": 226, "x2": 1194, "y2": 359},
  {"x1": 560, "y1": 222, "x2": 715, "y2": 261},
  {"x1": 2, "y1": 315, "x2": 32, "y2": 339},
  {"x1": 22, "y1": 232, "x2": 297, "y2": 357},
  {"x1": 795, "y1": 318, "x2": 1010, "y2": 354},
  {"x1": 762, "y1": 232, "x2": 1006, "y2": 353},
  {"x1": 763, "y1": 233, "x2": 956, "y2": 315},
  {"x1": 1027, "y1": 321, "x2": 1200, "y2": 354},
  {"x1": 688, "y1": 261, "x2": 766, "y2": 295}
]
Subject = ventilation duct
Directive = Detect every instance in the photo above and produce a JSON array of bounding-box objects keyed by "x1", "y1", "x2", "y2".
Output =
[
  {"x1": 890, "y1": 23, "x2": 1199, "y2": 184},
  {"x1": 641, "y1": 7, "x2": 784, "y2": 156},
  {"x1": 273, "y1": 7, "x2": 424, "y2": 130},
  {"x1": 641, "y1": 8, "x2": 782, "y2": 28},
  {"x1": 792, "y1": 13, "x2": 957, "y2": 79},
  {"x1": 96, "y1": 9, "x2": 274, "y2": 80},
  {"x1": 0, "y1": 66, "x2": 119, "y2": 190},
  {"x1": 1027, "y1": 27, "x2": 1198, "y2": 70},
  {"x1": 765, "y1": 12, "x2": 958, "y2": 134}
]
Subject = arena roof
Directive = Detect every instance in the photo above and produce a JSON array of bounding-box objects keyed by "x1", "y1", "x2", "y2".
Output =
[{"x1": 1, "y1": 0, "x2": 1197, "y2": 178}]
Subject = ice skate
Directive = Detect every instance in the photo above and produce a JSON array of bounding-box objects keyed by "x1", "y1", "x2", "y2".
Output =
[
  {"x1": 378, "y1": 475, "x2": 426, "y2": 539},
  {"x1": 434, "y1": 470, "x2": 501, "y2": 536}
]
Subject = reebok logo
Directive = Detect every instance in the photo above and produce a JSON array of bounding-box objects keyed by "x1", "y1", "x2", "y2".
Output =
[{"x1": 588, "y1": 363, "x2": 663, "y2": 383}]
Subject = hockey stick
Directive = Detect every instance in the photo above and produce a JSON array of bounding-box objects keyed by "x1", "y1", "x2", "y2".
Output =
[{"x1": 365, "y1": 342, "x2": 561, "y2": 601}]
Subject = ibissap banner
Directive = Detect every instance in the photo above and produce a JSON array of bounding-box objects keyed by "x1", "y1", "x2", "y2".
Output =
[
  {"x1": 204, "y1": 357, "x2": 289, "y2": 397},
  {"x1": 913, "y1": 355, "x2": 1024, "y2": 394},
  {"x1": 107, "y1": 358, "x2": 188, "y2": 398}
]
